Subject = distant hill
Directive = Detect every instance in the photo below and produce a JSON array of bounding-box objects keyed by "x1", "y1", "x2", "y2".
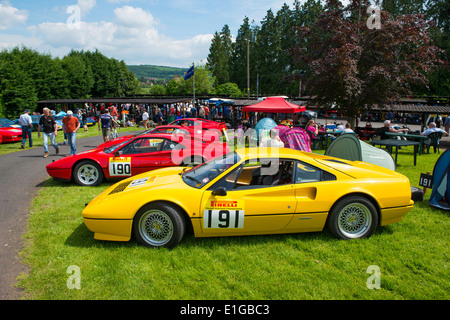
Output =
[{"x1": 127, "y1": 65, "x2": 188, "y2": 83}]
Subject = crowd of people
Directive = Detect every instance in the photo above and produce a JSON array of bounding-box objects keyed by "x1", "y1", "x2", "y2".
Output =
[
  {"x1": 79, "y1": 102, "x2": 238, "y2": 127},
  {"x1": 16, "y1": 102, "x2": 449, "y2": 158}
]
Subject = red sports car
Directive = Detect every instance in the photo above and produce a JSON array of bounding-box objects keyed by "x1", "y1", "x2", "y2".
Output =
[
  {"x1": 97, "y1": 124, "x2": 222, "y2": 149},
  {"x1": 168, "y1": 118, "x2": 227, "y2": 132},
  {"x1": 46, "y1": 133, "x2": 229, "y2": 186},
  {"x1": 0, "y1": 118, "x2": 22, "y2": 144}
]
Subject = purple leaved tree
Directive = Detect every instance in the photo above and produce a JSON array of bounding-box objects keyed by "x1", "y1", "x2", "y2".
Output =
[{"x1": 292, "y1": 0, "x2": 447, "y2": 126}]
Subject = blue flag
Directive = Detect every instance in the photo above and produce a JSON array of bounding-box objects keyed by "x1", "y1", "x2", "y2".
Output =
[{"x1": 184, "y1": 65, "x2": 194, "y2": 80}]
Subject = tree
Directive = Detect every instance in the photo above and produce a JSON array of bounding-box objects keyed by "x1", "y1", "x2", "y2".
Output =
[
  {"x1": 207, "y1": 32, "x2": 229, "y2": 85},
  {"x1": 149, "y1": 84, "x2": 166, "y2": 95},
  {"x1": 61, "y1": 53, "x2": 94, "y2": 99},
  {"x1": 292, "y1": 0, "x2": 446, "y2": 125},
  {"x1": 118, "y1": 60, "x2": 141, "y2": 96},
  {"x1": 0, "y1": 48, "x2": 38, "y2": 118},
  {"x1": 178, "y1": 65, "x2": 215, "y2": 95},
  {"x1": 166, "y1": 78, "x2": 181, "y2": 96},
  {"x1": 229, "y1": 17, "x2": 258, "y2": 95},
  {"x1": 207, "y1": 25, "x2": 233, "y2": 86},
  {"x1": 254, "y1": 9, "x2": 282, "y2": 95},
  {"x1": 382, "y1": 0, "x2": 426, "y2": 17},
  {"x1": 214, "y1": 83, "x2": 244, "y2": 97},
  {"x1": 0, "y1": 67, "x2": 38, "y2": 118}
]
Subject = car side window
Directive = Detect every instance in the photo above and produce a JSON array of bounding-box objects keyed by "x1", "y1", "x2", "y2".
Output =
[
  {"x1": 120, "y1": 138, "x2": 165, "y2": 155},
  {"x1": 295, "y1": 161, "x2": 336, "y2": 183},
  {"x1": 209, "y1": 158, "x2": 294, "y2": 191},
  {"x1": 161, "y1": 140, "x2": 180, "y2": 151}
]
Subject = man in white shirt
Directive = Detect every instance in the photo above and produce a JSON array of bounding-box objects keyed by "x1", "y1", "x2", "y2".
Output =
[
  {"x1": 260, "y1": 129, "x2": 284, "y2": 148},
  {"x1": 421, "y1": 122, "x2": 448, "y2": 137},
  {"x1": 142, "y1": 110, "x2": 149, "y2": 129},
  {"x1": 342, "y1": 123, "x2": 355, "y2": 134},
  {"x1": 19, "y1": 109, "x2": 33, "y2": 149}
]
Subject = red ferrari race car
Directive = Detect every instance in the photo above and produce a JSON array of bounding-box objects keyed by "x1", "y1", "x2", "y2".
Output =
[
  {"x1": 46, "y1": 133, "x2": 229, "y2": 186},
  {"x1": 0, "y1": 118, "x2": 22, "y2": 143},
  {"x1": 98, "y1": 124, "x2": 222, "y2": 149},
  {"x1": 168, "y1": 118, "x2": 227, "y2": 132}
]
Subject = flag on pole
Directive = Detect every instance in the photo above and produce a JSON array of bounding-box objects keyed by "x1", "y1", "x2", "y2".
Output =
[{"x1": 183, "y1": 65, "x2": 195, "y2": 80}]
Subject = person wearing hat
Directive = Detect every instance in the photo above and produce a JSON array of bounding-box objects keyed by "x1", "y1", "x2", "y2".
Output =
[
  {"x1": 19, "y1": 109, "x2": 33, "y2": 149},
  {"x1": 62, "y1": 110, "x2": 80, "y2": 155}
]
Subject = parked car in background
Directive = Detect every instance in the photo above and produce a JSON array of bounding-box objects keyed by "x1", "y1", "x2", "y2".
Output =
[
  {"x1": 97, "y1": 124, "x2": 221, "y2": 150},
  {"x1": 46, "y1": 132, "x2": 229, "y2": 187},
  {"x1": 0, "y1": 118, "x2": 21, "y2": 129},
  {"x1": 168, "y1": 118, "x2": 227, "y2": 132}
]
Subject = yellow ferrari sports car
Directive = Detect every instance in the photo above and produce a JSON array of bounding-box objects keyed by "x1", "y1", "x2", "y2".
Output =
[{"x1": 82, "y1": 148, "x2": 414, "y2": 248}]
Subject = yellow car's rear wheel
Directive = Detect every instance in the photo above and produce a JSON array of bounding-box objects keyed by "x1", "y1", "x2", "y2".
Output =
[
  {"x1": 327, "y1": 196, "x2": 378, "y2": 240},
  {"x1": 133, "y1": 202, "x2": 186, "y2": 248}
]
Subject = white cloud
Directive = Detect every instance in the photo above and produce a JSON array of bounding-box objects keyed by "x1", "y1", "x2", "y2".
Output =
[
  {"x1": 114, "y1": 6, "x2": 157, "y2": 29},
  {"x1": 32, "y1": 21, "x2": 117, "y2": 49},
  {"x1": 19, "y1": 5, "x2": 212, "y2": 67},
  {"x1": 0, "y1": 3, "x2": 28, "y2": 30},
  {"x1": 110, "y1": 6, "x2": 212, "y2": 66},
  {"x1": 77, "y1": 0, "x2": 96, "y2": 17}
]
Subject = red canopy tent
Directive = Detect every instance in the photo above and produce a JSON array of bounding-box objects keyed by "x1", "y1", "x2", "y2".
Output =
[{"x1": 242, "y1": 97, "x2": 306, "y2": 114}]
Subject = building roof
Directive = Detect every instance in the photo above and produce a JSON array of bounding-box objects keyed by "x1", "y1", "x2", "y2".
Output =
[{"x1": 37, "y1": 98, "x2": 191, "y2": 105}]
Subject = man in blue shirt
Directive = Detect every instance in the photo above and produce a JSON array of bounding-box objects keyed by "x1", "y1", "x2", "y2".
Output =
[
  {"x1": 421, "y1": 122, "x2": 448, "y2": 137},
  {"x1": 98, "y1": 109, "x2": 118, "y2": 142}
]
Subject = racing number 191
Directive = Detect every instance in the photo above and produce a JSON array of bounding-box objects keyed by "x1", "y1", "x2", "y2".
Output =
[{"x1": 205, "y1": 210, "x2": 244, "y2": 229}]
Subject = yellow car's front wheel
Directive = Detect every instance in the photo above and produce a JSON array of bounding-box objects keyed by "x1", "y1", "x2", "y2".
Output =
[{"x1": 133, "y1": 202, "x2": 186, "y2": 249}]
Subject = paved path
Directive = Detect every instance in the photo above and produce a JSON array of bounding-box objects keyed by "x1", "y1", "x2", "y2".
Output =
[{"x1": 0, "y1": 133, "x2": 121, "y2": 300}]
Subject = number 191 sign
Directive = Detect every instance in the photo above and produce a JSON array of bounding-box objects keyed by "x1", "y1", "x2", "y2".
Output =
[
  {"x1": 419, "y1": 173, "x2": 433, "y2": 188},
  {"x1": 204, "y1": 200, "x2": 245, "y2": 229}
]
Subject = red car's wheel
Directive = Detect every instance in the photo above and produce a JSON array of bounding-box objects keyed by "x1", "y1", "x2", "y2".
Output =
[{"x1": 73, "y1": 160, "x2": 104, "y2": 187}]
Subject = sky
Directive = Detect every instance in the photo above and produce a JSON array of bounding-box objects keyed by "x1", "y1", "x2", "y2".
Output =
[{"x1": 0, "y1": 0, "x2": 306, "y2": 68}]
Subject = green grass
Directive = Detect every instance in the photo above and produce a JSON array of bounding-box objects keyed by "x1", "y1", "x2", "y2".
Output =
[{"x1": 16, "y1": 142, "x2": 450, "y2": 300}]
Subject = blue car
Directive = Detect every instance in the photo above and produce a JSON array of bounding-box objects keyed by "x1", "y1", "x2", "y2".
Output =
[{"x1": 0, "y1": 118, "x2": 21, "y2": 129}]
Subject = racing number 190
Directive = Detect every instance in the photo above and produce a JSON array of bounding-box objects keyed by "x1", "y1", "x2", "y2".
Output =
[
  {"x1": 111, "y1": 163, "x2": 131, "y2": 175},
  {"x1": 205, "y1": 210, "x2": 244, "y2": 229}
]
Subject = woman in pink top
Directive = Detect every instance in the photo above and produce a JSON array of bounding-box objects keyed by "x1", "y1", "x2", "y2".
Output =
[{"x1": 306, "y1": 119, "x2": 318, "y2": 136}]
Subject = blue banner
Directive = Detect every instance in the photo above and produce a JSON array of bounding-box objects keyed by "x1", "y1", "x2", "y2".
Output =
[{"x1": 183, "y1": 65, "x2": 194, "y2": 80}]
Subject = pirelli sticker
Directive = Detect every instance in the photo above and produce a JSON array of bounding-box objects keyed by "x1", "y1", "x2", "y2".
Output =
[{"x1": 204, "y1": 200, "x2": 244, "y2": 229}]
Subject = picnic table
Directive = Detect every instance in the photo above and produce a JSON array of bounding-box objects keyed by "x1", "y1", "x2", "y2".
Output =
[
  {"x1": 370, "y1": 139, "x2": 420, "y2": 166},
  {"x1": 385, "y1": 132, "x2": 428, "y2": 155}
]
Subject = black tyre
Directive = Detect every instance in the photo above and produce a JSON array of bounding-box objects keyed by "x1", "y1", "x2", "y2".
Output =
[
  {"x1": 133, "y1": 202, "x2": 186, "y2": 249},
  {"x1": 411, "y1": 187, "x2": 424, "y2": 202},
  {"x1": 327, "y1": 196, "x2": 378, "y2": 240},
  {"x1": 73, "y1": 160, "x2": 104, "y2": 186}
]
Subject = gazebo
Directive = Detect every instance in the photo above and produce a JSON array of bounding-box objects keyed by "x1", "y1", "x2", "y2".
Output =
[{"x1": 242, "y1": 96, "x2": 306, "y2": 114}]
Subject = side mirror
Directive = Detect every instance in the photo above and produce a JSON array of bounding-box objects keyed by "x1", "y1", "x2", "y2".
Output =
[{"x1": 212, "y1": 187, "x2": 227, "y2": 197}]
